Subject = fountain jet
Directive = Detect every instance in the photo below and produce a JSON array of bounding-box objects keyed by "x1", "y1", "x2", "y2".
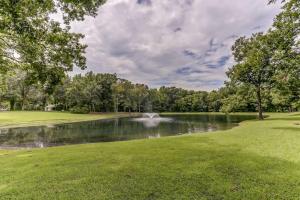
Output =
[
  {"x1": 143, "y1": 113, "x2": 160, "y2": 119},
  {"x1": 132, "y1": 113, "x2": 172, "y2": 128}
]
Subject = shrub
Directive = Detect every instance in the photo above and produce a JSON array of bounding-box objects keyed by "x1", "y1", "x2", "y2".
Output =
[{"x1": 70, "y1": 106, "x2": 90, "y2": 114}]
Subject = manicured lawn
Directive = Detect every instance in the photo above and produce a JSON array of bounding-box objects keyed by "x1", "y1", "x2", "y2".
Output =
[
  {"x1": 0, "y1": 111, "x2": 132, "y2": 128},
  {"x1": 0, "y1": 112, "x2": 300, "y2": 199}
]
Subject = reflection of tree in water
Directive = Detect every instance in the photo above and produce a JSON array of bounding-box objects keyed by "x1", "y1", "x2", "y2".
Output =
[{"x1": 0, "y1": 115, "x2": 256, "y2": 148}]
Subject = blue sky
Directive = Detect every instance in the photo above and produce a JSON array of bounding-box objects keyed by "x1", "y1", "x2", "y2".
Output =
[{"x1": 71, "y1": 0, "x2": 281, "y2": 91}]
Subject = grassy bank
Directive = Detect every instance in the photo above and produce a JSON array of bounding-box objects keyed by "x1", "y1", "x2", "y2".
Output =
[
  {"x1": 0, "y1": 111, "x2": 133, "y2": 128},
  {"x1": 0, "y1": 113, "x2": 300, "y2": 199}
]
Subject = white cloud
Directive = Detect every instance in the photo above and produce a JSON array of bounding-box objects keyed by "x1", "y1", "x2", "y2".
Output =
[{"x1": 70, "y1": 0, "x2": 281, "y2": 91}]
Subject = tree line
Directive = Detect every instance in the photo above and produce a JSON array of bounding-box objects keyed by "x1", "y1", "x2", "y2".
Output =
[{"x1": 0, "y1": 69, "x2": 298, "y2": 114}]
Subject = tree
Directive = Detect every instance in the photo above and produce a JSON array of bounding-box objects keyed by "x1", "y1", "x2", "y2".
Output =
[
  {"x1": 0, "y1": 70, "x2": 43, "y2": 110},
  {"x1": 112, "y1": 79, "x2": 132, "y2": 113},
  {"x1": 269, "y1": 0, "x2": 300, "y2": 111},
  {"x1": 220, "y1": 83, "x2": 257, "y2": 113},
  {"x1": 93, "y1": 73, "x2": 117, "y2": 112},
  {"x1": 175, "y1": 92, "x2": 209, "y2": 112},
  {"x1": 122, "y1": 81, "x2": 135, "y2": 112},
  {"x1": 132, "y1": 84, "x2": 148, "y2": 112},
  {"x1": 147, "y1": 89, "x2": 161, "y2": 112},
  {"x1": 112, "y1": 81, "x2": 124, "y2": 113},
  {"x1": 0, "y1": 0, "x2": 106, "y2": 87},
  {"x1": 208, "y1": 91, "x2": 222, "y2": 112},
  {"x1": 65, "y1": 72, "x2": 117, "y2": 113},
  {"x1": 158, "y1": 87, "x2": 190, "y2": 112},
  {"x1": 228, "y1": 33, "x2": 274, "y2": 119},
  {"x1": 53, "y1": 77, "x2": 71, "y2": 110}
]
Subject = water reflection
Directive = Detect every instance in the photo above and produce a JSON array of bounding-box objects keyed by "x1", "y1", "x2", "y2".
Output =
[{"x1": 0, "y1": 114, "x2": 256, "y2": 148}]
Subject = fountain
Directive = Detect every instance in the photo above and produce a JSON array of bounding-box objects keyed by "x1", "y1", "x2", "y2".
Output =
[
  {"x1": 143, "y1": 113, "x2": 160, "y2": 119},
  {"x1": 132, "y1": 113, "x2": 173, "y2": 128}
]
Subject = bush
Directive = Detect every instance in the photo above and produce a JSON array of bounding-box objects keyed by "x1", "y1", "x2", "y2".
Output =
[
  {"x1": 54, "y1": 104, "x2": 65, "y2": 111},
  {"x1": 70, "y1": 106, "x2": 90, "y2": 114}
]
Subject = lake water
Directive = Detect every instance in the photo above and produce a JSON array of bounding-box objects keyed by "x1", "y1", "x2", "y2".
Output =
[{"x1": 0, "y1": 114, "x2": 256, "y2": 148}]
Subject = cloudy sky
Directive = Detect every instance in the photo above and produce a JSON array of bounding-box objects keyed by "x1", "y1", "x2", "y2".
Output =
[{"x1": 71, "y1": 0, "x2": 281, "y2": 91}]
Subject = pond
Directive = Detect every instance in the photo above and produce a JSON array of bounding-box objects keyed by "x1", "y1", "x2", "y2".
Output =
[{"x1": 0, "y1": 114, "x2": 256, "y2": 148}]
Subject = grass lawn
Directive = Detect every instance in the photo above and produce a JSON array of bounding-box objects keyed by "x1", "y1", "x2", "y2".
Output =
[
  {"x1": 0, "y1": 111, "x2": 133, "y2": 128},
  {"x1": 0, "y1": 112, "x2": 300, "y2": 199}
]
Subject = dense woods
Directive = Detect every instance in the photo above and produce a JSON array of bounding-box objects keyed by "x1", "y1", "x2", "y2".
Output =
[{"x1": 0, "y1": 70, "x2": 298, "y2": 113}]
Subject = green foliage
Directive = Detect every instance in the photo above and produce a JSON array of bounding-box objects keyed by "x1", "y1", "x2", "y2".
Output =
[
  {"x1": 229, "y1": 34, "x2": 274, "y2": 87},
  {"x1": 0, "y1": 0, "x2": 106, "y2": 86},
  {"x1": 269, "y1": 0, "x2": 300, "y2": 111},
  {"x1": 220, "y1": 83, "x2": 257, "y2": 113},
  {"x1": 0, "y1": 69, "x2": 298, "y2": 113},
  {"x1": 207, "y1": 91, "x2": 222, "y2": 112},
  {"x1": 225, "y1": 0, "x2": 300, "y2": 118},
  {"x1": 65, "y1": 72, "x2": 117, "y2": 112},
  {"x1": 175, "y1": 92, "x2": 209, "y2": 112},
  {"x1": 0, "y1": 70, "x2": 42, "y2": 110},
  {"x1": 70, "y1": 106, "x2": 90, "y2": 114}
]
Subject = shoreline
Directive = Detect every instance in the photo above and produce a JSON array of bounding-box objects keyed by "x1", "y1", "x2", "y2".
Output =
[{"x1": 0, "y1": 112, "x2": 139, "y2": 129}]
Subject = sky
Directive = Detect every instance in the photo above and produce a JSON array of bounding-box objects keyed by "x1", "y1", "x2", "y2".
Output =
[{"x1": 70, "y1": 0, "x2": 281, "y2": 91}]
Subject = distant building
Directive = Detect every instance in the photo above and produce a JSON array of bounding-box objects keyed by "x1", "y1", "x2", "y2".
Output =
[
  {"x1": 45, "y1": 105, "x2": 55, "y2": 112},
  {"x1": 0, "y1": 107, "x2": 9, "y2": 111}
]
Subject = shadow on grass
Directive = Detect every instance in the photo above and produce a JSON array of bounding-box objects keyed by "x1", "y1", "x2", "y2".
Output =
[
  {"x1": 265, "y1": 116, "x2": 300, "y2": 121},
  {"x1": 272, "y1": 127, "x2": 300, "y2": 132}
]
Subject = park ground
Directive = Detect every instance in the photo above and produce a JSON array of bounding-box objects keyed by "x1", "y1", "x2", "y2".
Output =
[
  {"x1": 0, "y1": 111, "x2": 133, "y2": 128},
  {"x1": 0, "y1": 112, "x2": 300, "y2": 199}
]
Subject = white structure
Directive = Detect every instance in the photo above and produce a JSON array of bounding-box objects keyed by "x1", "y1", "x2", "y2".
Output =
[
  {"x1": 143, "y1": 113, "x2": 160, "y2": 119},
  {"x1": 45, "y1": 105, "x2": 55, "y2": 112}
]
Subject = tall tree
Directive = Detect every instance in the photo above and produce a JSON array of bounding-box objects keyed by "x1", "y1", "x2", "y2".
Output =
[
  {"x1": 132, "y1": 84, "x2": 148, "y2": 112},
  {"x1": 228, "y1": 33, "x2": 274, "y2": 119},
  {"x1": 269, "y1": 0, "x2": 300, "y2": 111},
  {"x1": 1, "y1": 70, "x2": 36, "y2": 110}
]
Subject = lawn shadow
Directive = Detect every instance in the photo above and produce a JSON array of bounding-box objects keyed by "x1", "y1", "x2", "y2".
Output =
[
  {"x1": 272, "y1": 127, "x2": 300, "y2": 132},
  {"x1": 265, "y1": 117, "x2": 300, "y2": 121}
]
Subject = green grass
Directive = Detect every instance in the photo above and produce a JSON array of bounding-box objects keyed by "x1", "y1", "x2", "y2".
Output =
[
  {"x1": 0, "y1": 111, "x2": 132, "y2": 128},
  {"x1": 0, "y1": 112, "x2": 300, "y2": 199}
]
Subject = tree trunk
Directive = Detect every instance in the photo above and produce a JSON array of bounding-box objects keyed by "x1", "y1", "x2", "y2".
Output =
[
  {"x1": 10, "y1": 99, "x2": 15, "y2": 111},
  {"x1": 21, "y1": 101, "x2": 25, "y2": 110},
  {"x1": 289, "y1": 106, "x2": 293, "y2": 113},
  {"x1": 256, "y1": 86, "x2": 263, "y2": 120},
  {"x1": 115, "y1": 98, "x2": 118, "y2": 113},
  {"x1": 21, "y1": 97, "x2": 26, "y2": 110}
]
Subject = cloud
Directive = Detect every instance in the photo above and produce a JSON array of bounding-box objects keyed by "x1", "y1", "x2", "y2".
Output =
[
  {"x1": 70, "y1": 0, "x2": 281, "y2": 91},
  {"x1": 137, "y1": 0, "x2": 152, "y2": 6}
]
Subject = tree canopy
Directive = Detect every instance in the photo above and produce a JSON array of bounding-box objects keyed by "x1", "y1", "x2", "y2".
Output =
[
  {"x1": 227, "y1": 33, "x2": 274, "y2": 119},
  {"x1": 0, "y1": 0, "x2": 106, "y2": 88},
  {"x1": 225, "y1": 0, "x2": 299, "y2": 119}
]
